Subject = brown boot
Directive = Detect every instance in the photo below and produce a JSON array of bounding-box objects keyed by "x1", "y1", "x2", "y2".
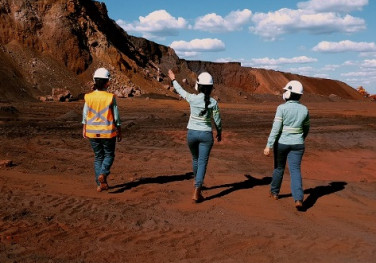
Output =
[
  {"x1": 295, "y1": 200, "x2": 303, "y2": 210},
  {"x1": 192, "y1": 187, "x2": 204, "y2": 203},
  {"x1": 98, "y1": 174, "x2": 109, "y2": 191},
  {"x1": 269, "y1": 192, "x2": 279, "y2": 200}
]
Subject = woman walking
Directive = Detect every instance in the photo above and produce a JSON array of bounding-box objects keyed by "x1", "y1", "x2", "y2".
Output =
[
  {"x1": 82, "y1": 67, "x2": 122, "y2": 192},
  {"x1": 168, "y1": 69, "x2": 222, "y2": 203},
  {"x1": 264, "y1": 80, "x2": 310, "y2": 209}
]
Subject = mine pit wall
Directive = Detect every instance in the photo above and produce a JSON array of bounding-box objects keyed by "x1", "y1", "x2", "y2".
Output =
[{"x1": 186, "y1": 60, "x2": 363, "y2": 100}]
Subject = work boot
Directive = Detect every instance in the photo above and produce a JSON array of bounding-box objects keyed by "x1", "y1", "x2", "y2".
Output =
[
  {"x1": 295, "y1": 200, "x2": 303, "y2": 210},
  {"x1": 192, "y1": 187, "x2": 204, "y2": 203},
  {"x1": 98, "y1": 174, "x2": 109, "y2": 191},
  {"x1": 269, "y1": 192, "x2": 279, "y2": 200}
]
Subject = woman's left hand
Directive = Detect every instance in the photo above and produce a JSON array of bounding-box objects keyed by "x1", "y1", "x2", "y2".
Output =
[{"x1": 264, "y1": 147, "x2": 271, "y2": 156}]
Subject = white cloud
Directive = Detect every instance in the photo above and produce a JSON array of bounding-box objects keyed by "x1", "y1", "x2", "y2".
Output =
[
  {"x1": 297, "y1": 0, "x2": 368, "y2": 13},
  {"x1": 288, "y1": 66, "x2": 315, "y2": 74},
  {"x1": 194, "y1": 9, "x2": 252, "y2": 32},
  {"x1": 175, "y1": 51, "x2": 200, "y2": 58},
  {"x1": 250, "y1": 56, "x2": 317, "y2": 66},
  {"x1": 361, "y1": 59, "x2": 376, "y2": 67},
  {"x1": 250, "y1": 9, "x2": 365, "y2": 40},
  {"x1": 215, "y1": 57, "x2": 239, "y2": 63},
  {"x1": 313, "y1": 73, "x2": 330, "y2": 78},
  {"x1": 322, "y1": 64, "x2": 340, "y2": 71},
  {"x1": 170, "y1": 38, "x2": 225, "y2": 52},
  {"x1": 341, "y1": 71, "x2": 376, "y2": 77},
  {"x1": 343, "y1": 60, "x2": 357, "y2": 66},
  {"x1": 342, "y1": 70, "x2": 376, "y2": 93},
  {"x1": 116, "y1": 10, "x2": 188, "y2": 39},
  {"x1": 291, "y1": 66, "x2": 315, "y2": 71},
  {"x1": 313, "y1": 40, "x2": 376, "y2": 52},
  {"x1": 360, "y1": 52, "x2": 376, "y2": 58}
]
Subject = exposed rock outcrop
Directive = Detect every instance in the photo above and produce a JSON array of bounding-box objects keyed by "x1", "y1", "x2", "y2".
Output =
[{"x1": 0, "y1": 0, "x2": 364, "y2": 103}]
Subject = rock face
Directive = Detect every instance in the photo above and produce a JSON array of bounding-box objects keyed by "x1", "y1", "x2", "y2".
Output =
[
  {"x1": 0, "y1": 0, "x2": 363, "y2": 102},
  {"x1": 185, "y1": 61, "x2": 362, "y2": 100}
]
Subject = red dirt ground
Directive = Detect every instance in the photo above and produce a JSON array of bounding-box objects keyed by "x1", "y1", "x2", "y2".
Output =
[{"x1": 1, "y1": 97, "x2": 375, "y2": 263}]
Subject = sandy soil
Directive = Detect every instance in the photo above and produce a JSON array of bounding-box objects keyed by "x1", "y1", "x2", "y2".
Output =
[{"x1": 1, "y1": 97, "x2": 376, "y2": 263}]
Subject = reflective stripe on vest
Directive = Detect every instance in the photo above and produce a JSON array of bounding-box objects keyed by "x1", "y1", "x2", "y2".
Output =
[
  {"x1": 190, "y1": 114, "x2": 211, "y2": 123},
  {"x1": 84, "y1": 91, "x2": 117, "y2": 138},
  {"x1": 282, "y1": 126, "x2": 303, "y2": 134}
]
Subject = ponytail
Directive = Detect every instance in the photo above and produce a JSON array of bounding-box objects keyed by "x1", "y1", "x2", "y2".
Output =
[{"x1": 198, "y1": 84, "x2": 213, "y2": 116}]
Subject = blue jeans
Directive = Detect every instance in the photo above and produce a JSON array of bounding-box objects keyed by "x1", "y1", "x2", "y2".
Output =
[
  {"x1": 271, "y1": 143, "x2": 305, "y2": 201},
  {"x1": 187, "y1": 129, "x2": 214, "y2": 188},
  {"x1": 89, "y1": 137, "x2": 116, "y2": 185}
]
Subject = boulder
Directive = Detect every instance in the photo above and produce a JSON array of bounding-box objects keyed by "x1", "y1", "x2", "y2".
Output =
[
  {"x1": 52, "y1": 88, "x2": 72, "y2": 102},
  {"x1": 0, "y1": 160, "x2": 13, "y2": 168}
]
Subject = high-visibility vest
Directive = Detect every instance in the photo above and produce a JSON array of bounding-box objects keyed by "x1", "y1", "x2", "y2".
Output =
[{"x1": 84, "y1": 91, "x2": 117, "y2": 138}]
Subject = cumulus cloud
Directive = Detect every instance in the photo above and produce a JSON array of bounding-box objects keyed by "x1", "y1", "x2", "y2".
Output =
[
  {"x1": 360, "y1": 52, "x2": 376, "y2": 58},
  {"x1": 215, "y1": 58, "x2": 244, "y2": 64},
  {"x1": 297, "y1": 0, "x2": 368, "y2": 13},
  {"x1": 288, "y1": 66, "x2": 316, "y2": 75},
  {"x1": 250, "y1": 9, "x2": 365, "y2": 40},
  {"x1": 174, "y1": 51, "x2": 200, "y2": 59},
  {"x1": 250, "y1": 56, "x2": 317, "y2": 66},
  {"x1": 116, "y1": 10, "x2": 188, "y2": 39},
  {"x1": 342, "y1": 71, "x2": 376, "y2": 77},
  {"x1": 312, "y1": 40, "x2": 376, "y2": 52},
  {"x1": 194, "y1": 9, "x2": 252, "y2": 32},
  {"x1": 362, "y1": 59, "x2": 376, "y2": 67},
  {"x1": 313, "y1": 73, "x2": 330, "y2": 78},
  {"x1": 341, "y1": 70, "x2": 376, "y2": 93},
  {"x1": 343, "y1": 60, "x2": 357, "y2": 66},
  {"x1": 170, "y1": 38, "x2": 225, "y2": 52},
  {"x1": 322, "y1": 64, "x2": 340, "y2": 71}
]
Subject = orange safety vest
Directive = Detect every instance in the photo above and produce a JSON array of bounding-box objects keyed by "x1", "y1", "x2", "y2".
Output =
[{"x1": 84, "y1": 91, "x2": 117, "y2": 138}]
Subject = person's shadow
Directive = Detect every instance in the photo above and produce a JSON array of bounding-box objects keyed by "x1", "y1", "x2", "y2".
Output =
[
  {"x1": 202, "y1": 174, "x2": 272, "y2": 201},
  {"x1": 108, "y1": 172, "x2": 194, "y2": 194},
  {"x1": 279, "y1": 181, "x2": 347, "y2": 211}
]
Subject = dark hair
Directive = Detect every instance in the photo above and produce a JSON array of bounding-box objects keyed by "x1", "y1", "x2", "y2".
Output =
[
  {"x1": 198, "y1": 84, "x2": 213, "y2": 116},
  {"x1": 286, "y1": 92, "x2": 302, "y2": 101},
  {"x1": 93, "y1": 78, "x2": 109, "y2": 90}
]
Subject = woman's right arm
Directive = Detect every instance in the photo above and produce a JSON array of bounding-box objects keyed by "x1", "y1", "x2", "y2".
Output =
[
  {"x1": 168, "y1": 69, "x2": 191, "y2": 100},
  {"x1": 264, "y1": 106, "x2": 283, "y2": 155}
]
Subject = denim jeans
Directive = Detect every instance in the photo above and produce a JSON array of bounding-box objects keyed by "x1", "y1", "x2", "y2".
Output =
[
  {"x1": 187, "y1": 129, "x2": 214, "y2": 188},
  {"x1": 271, "y1": 143, "x2": 305, "y2": 201},
  {"x1": 89, "y1": 137, "x2": 116, "y2": 185}
]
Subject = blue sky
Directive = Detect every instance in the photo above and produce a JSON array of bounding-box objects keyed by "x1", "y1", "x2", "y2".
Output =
[{"x1": 100, "y1": 0, "x2": 376, "y2": 95}]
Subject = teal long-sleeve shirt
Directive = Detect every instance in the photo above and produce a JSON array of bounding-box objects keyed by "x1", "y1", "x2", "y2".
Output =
[
  {"x1": 266, "y1": 100, "x2": 310, "y2": 148},
  {"x1": 172, "y1": 80, "x2": 222, "y2": 134}
]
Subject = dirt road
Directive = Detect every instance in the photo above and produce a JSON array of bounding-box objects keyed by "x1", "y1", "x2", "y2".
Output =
[{"x1": 1, "y1": 98, "x2": 375, "y2": 262}]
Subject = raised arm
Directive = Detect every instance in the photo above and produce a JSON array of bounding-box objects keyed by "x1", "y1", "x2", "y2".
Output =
[{"x1": 168, "y1": 69, "x2": 190, "y2": 100}]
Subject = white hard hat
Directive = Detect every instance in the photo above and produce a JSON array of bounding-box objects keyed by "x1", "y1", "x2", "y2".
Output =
[
  {"x1": 197, "y1": 72, "x2": 213, "y2": 85},
  {"x1": 283, "y1": 80, "x2": 303, "y2": 94},
  {"x1": 93, "y1": 67, "x2": 111, "y2": 80},
  {"x1": 195, "y1": 72, "x2": 213, "y2": 90}
]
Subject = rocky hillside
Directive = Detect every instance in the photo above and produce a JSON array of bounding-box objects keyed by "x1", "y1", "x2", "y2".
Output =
[
  {"x1": 0, "y1": 0, "x2": 363, "y2": 103},
  {"x1": 186, "y1": 61, "x2": 362, "y2": 100}
]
